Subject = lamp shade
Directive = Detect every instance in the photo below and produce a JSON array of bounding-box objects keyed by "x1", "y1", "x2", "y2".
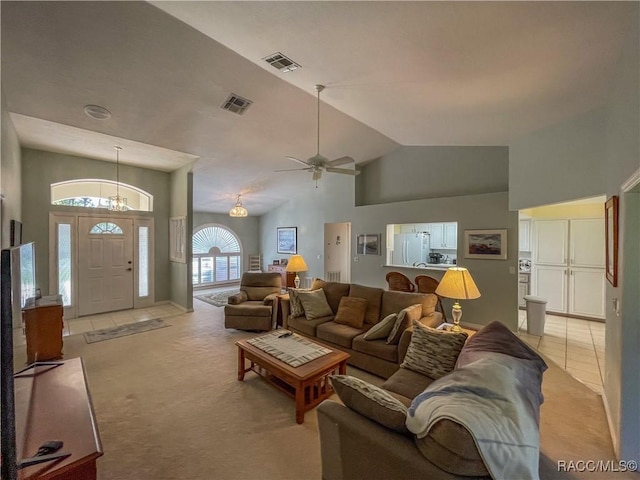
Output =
[
  {"x1": 229, "y1": 194, "x2": 248, "y2": 217},
  {"x1": 286, "y1": 255, "x2": 308, "y2": 273},
  {"x1": 435, "y1": 267, "x2": 481, "y2": 300}
]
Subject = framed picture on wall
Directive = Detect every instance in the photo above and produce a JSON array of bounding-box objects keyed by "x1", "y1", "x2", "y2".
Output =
[
  {"x1": 169, "y1": 216, "x2": 186, "y2": 263},
  {"x1": 464, "y1": 229, "x2": 507, "y2": 260},
  {"x1": 356, "y1": 234, "x2": 381, "y2": 255},
  {"x1": 277, "y1": 227, "x2": 297, "y2": 254},
  {"x1": 605, "y1": 195, "x2": 619, "y2": 287}
]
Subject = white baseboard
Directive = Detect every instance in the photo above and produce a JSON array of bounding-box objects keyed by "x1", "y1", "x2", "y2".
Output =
[{"x1": 602, "y1": 391, "x2": 619, "y2": 458}]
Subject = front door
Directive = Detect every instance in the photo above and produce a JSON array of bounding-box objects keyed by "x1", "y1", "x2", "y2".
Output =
[{"x1": 78, "y1": 217, "x2": 134, "y2": 316}]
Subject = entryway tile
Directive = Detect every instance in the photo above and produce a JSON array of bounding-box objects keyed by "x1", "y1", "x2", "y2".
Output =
[{"x1": 67, "y1": 319, "x2": 94, "y2": 335}]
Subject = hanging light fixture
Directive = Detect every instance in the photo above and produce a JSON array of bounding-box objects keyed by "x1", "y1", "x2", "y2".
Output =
[
  {"x1": 109, "y1": 146, "x2": 128, "y2": 211},
  {"x1": 229, "y1": 194, "x2": 248, "y2": 217}
]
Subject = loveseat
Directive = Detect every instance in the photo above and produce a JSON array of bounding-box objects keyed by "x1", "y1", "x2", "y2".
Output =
[
  {"x1": 317, "y1": 321, "x2": 548, "y2": 480},
  {"x1": 280, "y1": 278, "x2": 443, "y2": 378}
]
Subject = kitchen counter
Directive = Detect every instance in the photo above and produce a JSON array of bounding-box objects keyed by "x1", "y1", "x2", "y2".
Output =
[{"x1": 384, "y1": 263, "x2": 454, "y2": 271}]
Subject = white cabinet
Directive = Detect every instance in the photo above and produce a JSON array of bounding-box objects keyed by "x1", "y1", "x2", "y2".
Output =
[
  {"x1": 400, "y1": 224, "x2": 417, "y2": 234},
  {"x1": 519, "y1": 220, "x2": 531, "y2": 252},
  {"x1": 569, "y1": 268, "x2": 605, "y2": 318},
  {"x1": 531, "y1": 218, "x2": 605, "y2": 319},
  {"x1": 533, "y1": 220, "x2": 568, "y2": 265},
  {"x1": 427, "y1": 223, "x2": 457, "y2": 249},
  {"x1": 569, "y1": 219, "x2": 605, "y2": 267},
  {"x1": 443, "y1": 223, "x2": 458, "y2": 249},
  {"x1": 532, "y1": 265, "x2": 568, "y2": 313},
  {"x1": 518, "y1": 273, "x2": 530, "y2": 308}
]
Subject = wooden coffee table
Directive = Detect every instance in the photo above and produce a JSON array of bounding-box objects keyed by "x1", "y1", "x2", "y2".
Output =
[{"x1": 236, "y1": 336, "x2": 349, "y2": 424}]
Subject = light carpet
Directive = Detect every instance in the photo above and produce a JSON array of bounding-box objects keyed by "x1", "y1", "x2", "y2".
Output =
[
  {"x1": 194, "y1": 290, "x2": 240, "y2": 307},
  {"x1": 11, "y1": 302, "x2": 633, "y2": 480},
  {"x1": 83, "y1": 318, "x2": 169, "y2": 344}
]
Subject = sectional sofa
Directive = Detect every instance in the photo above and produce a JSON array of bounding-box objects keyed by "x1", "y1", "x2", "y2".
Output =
[{"x1": 279, "y1": 278, "x2": 443, "y2": 378}]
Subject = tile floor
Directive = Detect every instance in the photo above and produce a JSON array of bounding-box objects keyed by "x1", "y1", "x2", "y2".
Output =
[
  {"x1": 517, "y1": 310, "x2": 605, "y2": 394},
  {"x1": 14, "y1": 292, "x2": 606, "y2": 395}
]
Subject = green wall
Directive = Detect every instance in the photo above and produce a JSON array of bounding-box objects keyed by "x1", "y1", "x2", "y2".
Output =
[
  {"x1": 169, "y1": 164, "x2": 193, "y2": 311},
  {"x1": 0, "y1": 94, "x2": 22, "y2": 249},
  {"x1": 21, "y1": 148, "x2": 172, "y2": 302}
]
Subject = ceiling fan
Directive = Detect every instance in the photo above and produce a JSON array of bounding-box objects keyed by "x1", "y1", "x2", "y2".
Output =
[{"x1": 276, "y1": 84, "x2": 360, "y2": 185}]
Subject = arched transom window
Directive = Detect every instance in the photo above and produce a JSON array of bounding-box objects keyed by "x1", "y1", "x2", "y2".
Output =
[
  {"x1": 192, "y1": 225, "x2": 242, "y2": 286},
  {"x1": 89, "y1": 222, "x2": 123, "y2": 234},
  {"x1": 51, "y1": 179, "x2": 153, "y2": 212}
]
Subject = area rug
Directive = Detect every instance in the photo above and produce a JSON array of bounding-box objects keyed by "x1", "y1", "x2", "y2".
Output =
[
  {"x1": 83, "y1": 318, "x2": 170, "y2": 344},
  {"x1": 194, "y1": 290, "x2": 239, "y2": 307}
]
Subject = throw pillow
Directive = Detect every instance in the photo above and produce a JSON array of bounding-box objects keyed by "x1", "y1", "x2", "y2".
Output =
[
  {"x1": 401, "y1": 320, "x2": 468, "y2": 379},
  {"x1": 329, "y1": 374, "x2": 409, "y2": 434},
  {"x1": 297, "y1": 288, "x2": 334, "y2": 320},
  {"x1": 386, "y1": 304, "x2": 423, "y2": 345},
  {"x1": 287, "y1": 288, "x2": 308, "y2": 317},
  {"x1": 334, "y1": 296, "x2": 368, "y2": 329},
  {"x1": 363, "y1": 313, "x2": 397, "y2": 341}
]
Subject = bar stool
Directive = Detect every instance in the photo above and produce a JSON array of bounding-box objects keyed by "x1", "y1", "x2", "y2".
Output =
[
  {"x1": 415, "y1": 274, "x2": 447, "y2": 321},
  {"x1": 385, "y1": 272, "x2": 415, "y2": 292}
]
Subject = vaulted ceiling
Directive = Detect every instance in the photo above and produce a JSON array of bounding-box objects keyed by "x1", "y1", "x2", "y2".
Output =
[{"x1": 1, "y1": 1, "x2": 634, "y2": 214}]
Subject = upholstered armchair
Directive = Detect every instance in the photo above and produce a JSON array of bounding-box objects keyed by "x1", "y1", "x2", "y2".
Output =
[{"x1": 224, "y1": 272, "x2": 282, "y2": 331}]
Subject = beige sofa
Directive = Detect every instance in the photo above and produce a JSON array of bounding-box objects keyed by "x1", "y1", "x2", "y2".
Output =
[
  {"x1": 317, "y1": 321, "x2": 548, "y2": 480},
  {"x1": 280, "y1": 278, "x2": 443, "y2": 378},
  {"x1": 224, "y1": 272, "x2": 282, "y2": 331}
]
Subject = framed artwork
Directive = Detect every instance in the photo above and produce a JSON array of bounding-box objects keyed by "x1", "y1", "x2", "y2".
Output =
[
  {"x1": 356, "y1": 234, "x2": 381, "y2": 255},
  {"x1": 273, "y1": 259, "x2": 280, "y2": 265},
  {"x1": 605, "y1": 195, "x2": 619, "y2": 287},
  {"x1": 10, "y1": 220, "x2": 22, "y2": 247},
  {"x1": 464, "y1": 229, "x2": 507, "y2": 260},
  {"x1": 277, "y1": 227, "x2": 297, "y2": 254},
  {"x1": 169, "y1": 216, "x2": 186, "y2": 263}
]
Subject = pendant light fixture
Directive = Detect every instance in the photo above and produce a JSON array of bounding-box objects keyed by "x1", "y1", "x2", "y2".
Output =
[
  {"x1": 229, "y1": 194, "x2": 248, "y2": 217},
  {"x1": 109, "y1": 146, "x2": 128, "y2": 211}
]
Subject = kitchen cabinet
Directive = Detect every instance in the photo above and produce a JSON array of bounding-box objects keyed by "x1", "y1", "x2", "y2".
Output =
[
  {"x1": 427, "y1": 223, "x2": 457, "y2": 249},
  {"x1": 519, "y1": 220, "x2": 531, "y2": 252},
  {"x1": 518, "y1": 273, "x2": 530, "y2": 308},
  {"x1": 532, "y1": 265, "x2": 568, "y2": 313},
  {"x1": 531, "y1": 218, "x2": 605, "y2": 319}
]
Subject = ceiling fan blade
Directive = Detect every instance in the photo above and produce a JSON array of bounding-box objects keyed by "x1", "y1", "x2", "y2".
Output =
[
  {"x1": 326, "y1": 167, "x2": 361, "y2": 176},
  {"x1": 274, "y1": 167, "x2": 312, "y2": 172},
  {"x1": 327, "y1": 156, "x2": 355, "y2": 167},
  {"x1": 285, "y1": 156, "x2": 312, "y2": 167}
]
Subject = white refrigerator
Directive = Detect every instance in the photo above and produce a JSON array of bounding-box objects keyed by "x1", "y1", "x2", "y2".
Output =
[{"x1": 392, "y1": 234, "x2": 424, "y2": 266}]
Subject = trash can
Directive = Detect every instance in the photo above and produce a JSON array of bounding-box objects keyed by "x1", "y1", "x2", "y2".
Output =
[{"x1": 524, "y1": 295, "x2": 547, "y2": 336}]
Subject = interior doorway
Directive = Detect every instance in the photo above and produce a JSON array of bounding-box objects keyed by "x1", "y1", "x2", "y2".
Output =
[{"x1": 323, "y1": 222, "x2": 351, "y2": 283}]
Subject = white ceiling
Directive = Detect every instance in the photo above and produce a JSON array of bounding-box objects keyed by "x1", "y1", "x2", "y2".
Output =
[{"x1": 1, "y1": 1, "x2": 634, "y2": 214}]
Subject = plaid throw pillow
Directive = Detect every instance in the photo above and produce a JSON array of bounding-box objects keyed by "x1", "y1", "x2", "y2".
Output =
[
  {"x1": 401, "y1": 320, "x2": 468, "y2": 379},
  {"x1": 288, "y1": 288, "x2": 309, "y2": 317}
]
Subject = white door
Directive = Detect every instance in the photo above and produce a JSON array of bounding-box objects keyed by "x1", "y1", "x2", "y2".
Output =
[
  {"x1": 532, "y1": 265, "x2": 567, "y2": 313},
  {"x1": 533, "y1": 220, "x2": 568, "y2": 265},
  {"x1": 570, "y1": 219, "x2": 605, "y2": 267},
  {"x1": 324, "y1": 222, "x2": 351, "y2": 283},
  {"x1": 78, "y1": 217, "x2": 134, "y2": 316},
  {"x1": 569, "y1": 267, "x2": 605, "y2": 318}
]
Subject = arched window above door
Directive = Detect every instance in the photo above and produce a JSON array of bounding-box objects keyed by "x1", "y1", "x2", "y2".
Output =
[
  {"x1": 51, "y1": 179, "x2": 153, "y2": 212},
  {"x1": 89, "y1": 222, "x2": 123, "y2": 234}
]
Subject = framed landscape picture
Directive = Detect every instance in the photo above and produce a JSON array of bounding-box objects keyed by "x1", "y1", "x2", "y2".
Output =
[
  {"x1": 277, "y1": 227, "x2": 297, "y2": 254},
  {"x1": 464, "y1": 229, "x2": 507, "y2": 260},
  {"x1": 356, "y1": 234, "x2": 381, "y2": 255}
]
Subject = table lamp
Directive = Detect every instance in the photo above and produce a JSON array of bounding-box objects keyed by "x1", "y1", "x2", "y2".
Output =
[
  {"x1": 286, "y1": 254, "x2": 308, "y2": 288},
  {"x1": 435, "y1": 267, "x2": 481, "y2": 332}
]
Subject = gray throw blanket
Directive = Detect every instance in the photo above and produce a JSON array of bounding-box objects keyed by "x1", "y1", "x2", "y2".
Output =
[{"x1": 406, "y1": 351, "x2": 545, "y2": 480}]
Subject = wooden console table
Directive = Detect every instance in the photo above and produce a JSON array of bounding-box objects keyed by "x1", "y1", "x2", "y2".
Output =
[
  {"x1": 267, "y1": 264, "x2": 296, "y2": 288},
  {"x1": 15, "y1": 358, "x2": 103, "y2": 480}
]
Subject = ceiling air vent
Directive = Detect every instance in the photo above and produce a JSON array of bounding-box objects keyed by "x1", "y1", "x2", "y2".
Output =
[
  {"x1": 221, "y1": 94, "x2": 253, "y2": 115},
  {"x1": 263, "y1": 52, "x2": 301, "y2": 73}
]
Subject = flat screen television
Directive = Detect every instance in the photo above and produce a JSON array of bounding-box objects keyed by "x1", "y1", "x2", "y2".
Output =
[{"x1": 1, "y1": 243, "x2": 67, "y2": 480}]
